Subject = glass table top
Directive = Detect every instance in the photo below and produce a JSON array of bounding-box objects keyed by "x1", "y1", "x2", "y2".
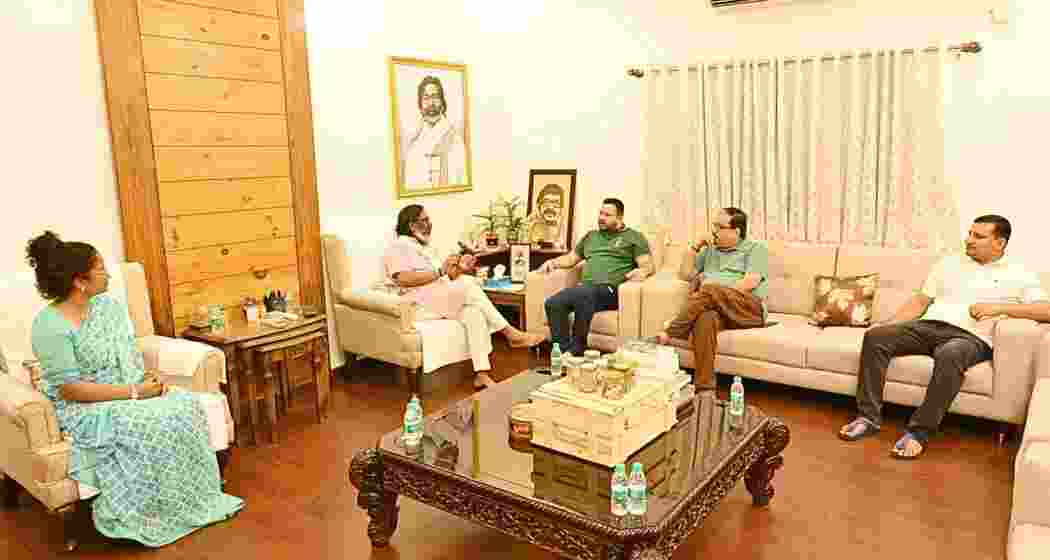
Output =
[{"x1": 379, "y1": 371, "x2": 767, "y2": 528}]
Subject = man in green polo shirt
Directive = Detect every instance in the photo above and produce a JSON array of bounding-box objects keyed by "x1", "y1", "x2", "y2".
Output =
[
  {"x1": 540, "y1": 198, "x2": 653, "y2": 355},
  {"x1": 656, "y1": 207, "x2": 769, "y2": 390}
]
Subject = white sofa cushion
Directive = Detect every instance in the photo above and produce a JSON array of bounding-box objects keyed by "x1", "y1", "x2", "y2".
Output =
[
  {"x1": 805, "y1": 326, "x2": 992, "y2": 395},
  {"x1": 716, "y1": 314, "x2": 822, "y2": 369},
  {"x1": 764, "y1": 243, "x2": 838, "y2": 316},
  {"x1": 835, "y1": 245, "x2": 937, "y2": 323}
]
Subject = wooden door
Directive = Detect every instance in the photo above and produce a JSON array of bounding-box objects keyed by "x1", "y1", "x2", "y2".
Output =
[{"x1": 95, "y1": 0, "x2": 321, "y2": 336}]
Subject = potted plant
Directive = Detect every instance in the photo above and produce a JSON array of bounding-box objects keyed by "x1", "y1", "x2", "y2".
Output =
[
  {"x1": 472, "y1": 202, "x2": 501, "y2": 248},
  {"x1": 497, "y1": 194, "x2": 527, "y2": 243}
]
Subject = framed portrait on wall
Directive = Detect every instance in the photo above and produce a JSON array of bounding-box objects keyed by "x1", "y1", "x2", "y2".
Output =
[
  {"x1": 388, "y1": 56, "x2": 473, "y2": 198},
  {"x1": 526, "y1": 169, "x2": 577, "y2": 251}
]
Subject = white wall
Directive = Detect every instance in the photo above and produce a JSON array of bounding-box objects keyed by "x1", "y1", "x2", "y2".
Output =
[
  {"x1": 0, "y1": 2, "x2": 126, "y2": 364},
  {"x1": 3, "y1": 0, "x2": 1047, "y2": 366}
]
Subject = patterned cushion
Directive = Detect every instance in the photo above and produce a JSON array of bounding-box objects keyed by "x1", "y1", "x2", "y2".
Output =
[{"x1": 811, "y1": 273, "x2": 878, "y2": 327}]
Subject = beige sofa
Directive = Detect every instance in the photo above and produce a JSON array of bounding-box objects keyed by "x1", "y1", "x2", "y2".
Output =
[
  {"x1": 526, "y1": 240, "x2": 1049, "y2": 426},
  {"x1": 0, "y1": 262, "x2": 230, "y2": 550},
  {"x1": 1009, "y1": 334, "x2": 1050, "y2": 559}
]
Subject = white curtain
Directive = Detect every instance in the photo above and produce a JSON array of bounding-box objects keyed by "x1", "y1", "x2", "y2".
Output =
[{"x1": 642, "y1": 48, "x2": 959, "y2": 254}]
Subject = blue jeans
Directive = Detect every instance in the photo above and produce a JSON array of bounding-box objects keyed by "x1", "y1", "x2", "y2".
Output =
[{"x1": 544, "y1": 284, "x2": 619, "y2": 355}]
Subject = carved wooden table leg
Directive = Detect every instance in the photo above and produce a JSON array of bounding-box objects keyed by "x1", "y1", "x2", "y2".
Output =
[
  {"x1": 623, "y1": 542, "x2": 670, "y2": 560},
  {"x1": 349, "y1": 448, "x2": 399, "y2": 547},
  {"x1": 745, "y1": 417, "x2": 790, "y2": 507},
  {"x1": 57, "y1": 503, "x2": 80, "y2": 552}
]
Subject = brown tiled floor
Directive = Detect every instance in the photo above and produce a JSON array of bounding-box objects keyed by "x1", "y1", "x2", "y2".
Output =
[{"x1": 1, "y1": 341, "x2": 1016, "y2": 559}]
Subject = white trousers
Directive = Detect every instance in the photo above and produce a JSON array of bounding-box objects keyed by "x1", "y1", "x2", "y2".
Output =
[{"x1": 421, "y1": 278, "x2": 509, "y2": 371}]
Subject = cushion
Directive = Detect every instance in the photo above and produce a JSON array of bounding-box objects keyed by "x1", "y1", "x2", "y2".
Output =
[
  {"x1": 811, "y1": 273, "x2": 878, "y2": 327},
  {"x1": 590, "y1": 311, "x2": 619, "y2": 336},
  {"x1": 763, "y1": 242, "x2": 838, "y2": 316},
  {"x1": 835, "y1": 245, "x2": 936, "y2": 323},
  {"x1": 716, "y1": 314, "x2": 822, "y2": 368}
]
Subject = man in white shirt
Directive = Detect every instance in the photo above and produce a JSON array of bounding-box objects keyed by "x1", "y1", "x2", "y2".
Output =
[
  {"x1": 839, "y1": 215, "x2": 1050, "y2": 459},
  {"x1": 401, "y1": 76, "x2": 467, "y2": 188}
]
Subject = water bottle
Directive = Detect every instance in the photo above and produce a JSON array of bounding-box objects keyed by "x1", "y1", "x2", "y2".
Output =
[
  {"x1": 729, "y1": 375, "x2": 745, "y2": 427},
  {"x1": 402, "y1": 395, "x2": 423, "y2": 448},
  {"x1": 627, "y1": 463, "x2": 647, "y2": 515},
  {"x1": 550, "y1": 343, "x2": 563, "y2": 377},
  {"x1": 610, "y1": 464, "x2": 628, "y2": 516}
]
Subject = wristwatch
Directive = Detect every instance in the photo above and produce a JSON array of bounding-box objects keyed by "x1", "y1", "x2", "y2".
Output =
[{"x1": 130, "y1": 384, "x2": 139, "y2": 400}]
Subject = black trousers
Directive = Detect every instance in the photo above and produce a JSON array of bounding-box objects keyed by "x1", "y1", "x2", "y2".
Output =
[
  {"x1": 544, "y1": 284, "x2": 619, "y2": 355},
  {"x1": 857, "y1": 320, "x2": 992, "y2": 433}
]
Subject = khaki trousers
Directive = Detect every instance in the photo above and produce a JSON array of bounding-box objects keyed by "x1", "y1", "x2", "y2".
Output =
[{"x1": 665, "y1": 284, "x2": 764, "y2": 390}]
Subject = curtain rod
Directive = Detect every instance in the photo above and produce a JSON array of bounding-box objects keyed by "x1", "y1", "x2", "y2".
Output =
[{"x1": 626, "y1": 41, "x2": 981, "y2": 78}]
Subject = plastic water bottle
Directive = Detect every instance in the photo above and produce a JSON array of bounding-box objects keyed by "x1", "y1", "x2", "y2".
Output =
[
  {"x1": 627, "y1": 463, "x2": 647, "y2": 515},
  {"x1": 402, "y1": 395, "x2": 423, "y2": 448},
  {"x1": 729, "y1": 375, "x2": 745, "y2": 427},
  {"x1": 550, "y1": 343, "x2": 563, "y2": 377},
  {"x1": 610, "y1": 463, "x2": 628, "y2": 516}
]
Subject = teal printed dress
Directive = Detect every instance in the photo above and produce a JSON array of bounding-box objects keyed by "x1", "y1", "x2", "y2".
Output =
[{"x1": 31, "y1": 294, "x2": 243, "y2": 547}]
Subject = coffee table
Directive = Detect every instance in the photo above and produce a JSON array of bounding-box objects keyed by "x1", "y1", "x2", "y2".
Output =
[{"x1": 349, "y1": 371, "x2": 790, "y2": 559}]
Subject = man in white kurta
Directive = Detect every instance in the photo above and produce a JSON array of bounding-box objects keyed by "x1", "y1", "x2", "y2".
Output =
[{"x1": 401, "y1": 77, "x2": 466, "y2": 188}]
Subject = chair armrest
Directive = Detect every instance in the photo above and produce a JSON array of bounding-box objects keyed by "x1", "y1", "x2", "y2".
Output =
[
  {"x1": 640, "y1": 277, "x2": 691, "y2": 338},
  {"x1": 526, "y1": 267, "x2": 582, "y2": 335},
  {"x1": 1036, "y1": 330, "x2": 1050, "y2": 382},
  {"x1": 0, "y1": 373, "x2": 63, "y2": 451},
  {"x1": 992, "y1": 319, "x2": 1050, "y2": 423},
  {"x1": 138, "y1": 335, "x2": 226, "y2": 393},
  {"x1": 338, "y1": 288, "x2": 418, "y2": 333},
  {"x1": 1012, "y1": 441, "x2": 1050, "y2": 529},
  {"x1": 618, "y1": 281, "x2": 644, "y2": 338},
  {"x1": 331, "y1": 303, "x2": 423, "y2": 369}
]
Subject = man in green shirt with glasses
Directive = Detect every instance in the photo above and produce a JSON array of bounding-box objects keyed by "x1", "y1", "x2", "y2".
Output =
[
  {"x1": 656, "y1": 207, "x2": 769, "y2": 390},
  {"x1": 540, "y1": 198, "x2": 653, "y2": 355}
]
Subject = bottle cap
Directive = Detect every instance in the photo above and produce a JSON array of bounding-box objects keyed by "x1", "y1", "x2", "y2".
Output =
[
  {"x1": 552, "y1": 342, "x2": 561, "y2": 351},
  {"x1": 631, "y1": 462, "x2": 643, "y2": 473}
]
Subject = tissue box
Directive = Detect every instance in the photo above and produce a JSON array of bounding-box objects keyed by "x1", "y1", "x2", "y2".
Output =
[{"x1": 529, "y1": 376, "x2": 678, "y2": 467}]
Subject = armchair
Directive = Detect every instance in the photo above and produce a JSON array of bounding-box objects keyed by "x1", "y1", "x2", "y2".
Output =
[
  {"x1": 1009, "y1": 332, "x2": 1050, "y2": 559},
  {"x1": 524, "y1": 262, "x2": 645, "y2": 353},
  {"x1": 0, "y1": 262, "x2": 232, "y2": 551},
  {"x1": 322, "y1": 234, "x2": 475, "y2": 394}
]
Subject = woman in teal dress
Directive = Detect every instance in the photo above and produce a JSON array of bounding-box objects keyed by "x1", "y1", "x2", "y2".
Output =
[{"x1": 26, "y1": 231, "x2": 243, "y2": 547}]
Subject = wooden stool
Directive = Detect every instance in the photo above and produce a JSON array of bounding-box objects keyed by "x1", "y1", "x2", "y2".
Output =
[{"x1": 256, "y1": 331, "x2": 329, "y2": 427}]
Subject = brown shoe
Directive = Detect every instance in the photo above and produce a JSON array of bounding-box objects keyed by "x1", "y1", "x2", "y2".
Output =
[{"x1": 474, "y1": 372, "x2": 496, "y2": 389}]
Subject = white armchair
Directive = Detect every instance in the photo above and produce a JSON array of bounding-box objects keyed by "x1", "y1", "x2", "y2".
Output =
[{"x1": 0, "y1": 262, "x2": 232, "y2": 551}]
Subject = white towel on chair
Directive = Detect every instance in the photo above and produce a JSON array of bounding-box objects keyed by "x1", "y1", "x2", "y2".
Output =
[
  {"x1": 153, "y1": 337, "x2": 213, "y2": 379},
  {"x1": 412, "y1": 318, "x2": 472, "y2": 374}
]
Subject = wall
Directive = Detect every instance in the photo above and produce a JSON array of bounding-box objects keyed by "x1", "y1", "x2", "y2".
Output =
[{"x1": 2, "y1": 0, "x2": 1046, "y2": 366}]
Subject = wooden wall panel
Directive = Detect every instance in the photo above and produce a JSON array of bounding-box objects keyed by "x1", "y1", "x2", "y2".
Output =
[
  {"x1": 151, "y1": 111, "x2": 287, "y2": 146},
  {"x1": 166, "y1": 237, "x2": 297, "y2": 284},
  {"x1": 158, "y1": 177, "x2": 291, "y2": 215},
  {"x1": 279, "y1": 0, "x2": 324, "y2": 310},
  {"x1": 141, "y1": 36, "x2": 283, "y2": 82},
  {"x1": 94, "y1": 0, "x2": 175, "y2": 336},
  {"x1": 138, "y1": 0, "x2": 280, "y2": 50},
  {"x1": 168, "y1": 0, "x2": 278, "y2": 18},
  {"x1": 154, "y1": 146, "x2": 290, "y2": 180},
  {"x1": 163, "y1": 207, "x2": 295, "y2": 251},
  {"x1": 146, "y1": 74, "x2": 285, "y2": 113},
  {"x1": 170, "y1": 265, "x2": 298, "y2": 319}
]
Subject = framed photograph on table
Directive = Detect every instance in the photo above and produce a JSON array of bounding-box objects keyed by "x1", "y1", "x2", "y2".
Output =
[
  {"x1": 510, "y1": 243, "x2": 530, "y2": 283},
  {"x1": 388, "y1": 56, "x2": 473, "y2": 198},
  {"x1": 526, "y1": 169, "x2": 576, "y2": 251}
]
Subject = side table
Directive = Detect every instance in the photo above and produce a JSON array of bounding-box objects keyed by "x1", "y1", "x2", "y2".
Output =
[
  {"x1": 182, "y1": 314, "x2": 330, "y2": 446},
  {"x1": 483, "y1": 285, "x2": 526, "y2": 331}
]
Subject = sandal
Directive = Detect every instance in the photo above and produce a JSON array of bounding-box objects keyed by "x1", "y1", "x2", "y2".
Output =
[
  {"x1": 838, "y1": 417, "x2": 880, "y2": 442},
  {"x1": 890, "y1": 431, "x2": 927, "y2": 460}
]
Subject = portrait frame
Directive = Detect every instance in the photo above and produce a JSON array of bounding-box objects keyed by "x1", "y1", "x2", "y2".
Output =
[
  {"x1": 388, "y1": 56, "x2": 473, "y2": 199},
  {"x1": 526, "y1": 169, "x2": 577, "y2": 251}
]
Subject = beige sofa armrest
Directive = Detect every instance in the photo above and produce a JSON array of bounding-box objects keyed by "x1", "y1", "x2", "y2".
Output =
[
  {"x1": 992, "y1": 319, "x2": 1050, "y2": 423},
  {"x1": 640, "y1": 277, "x2": 691, "y2": 338},
  {"x1": 138, "y1": 335, "x2": 226, "y2": 393},
  {"x1": 1036, "y1": 330, "x2": 1050, "y2": 383},
  {"x1": 338, "y1": 288, "x2": 418, "y2": 331},
  {"x1": 526, "y1": 267, "x2": 582, "y2": 335},
  {"x1": 331, "y1": 303, "x2": 423, "y2": 369},
  {"x1": 1012, "y1": 441, "x2": 1050, "y2": 530},
  {"x1": 0, "y1": 373, "x2": 63, "y2": 451},
  {"x1": 618, "y1": 281, "x2": 644, "y2": 338}
]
